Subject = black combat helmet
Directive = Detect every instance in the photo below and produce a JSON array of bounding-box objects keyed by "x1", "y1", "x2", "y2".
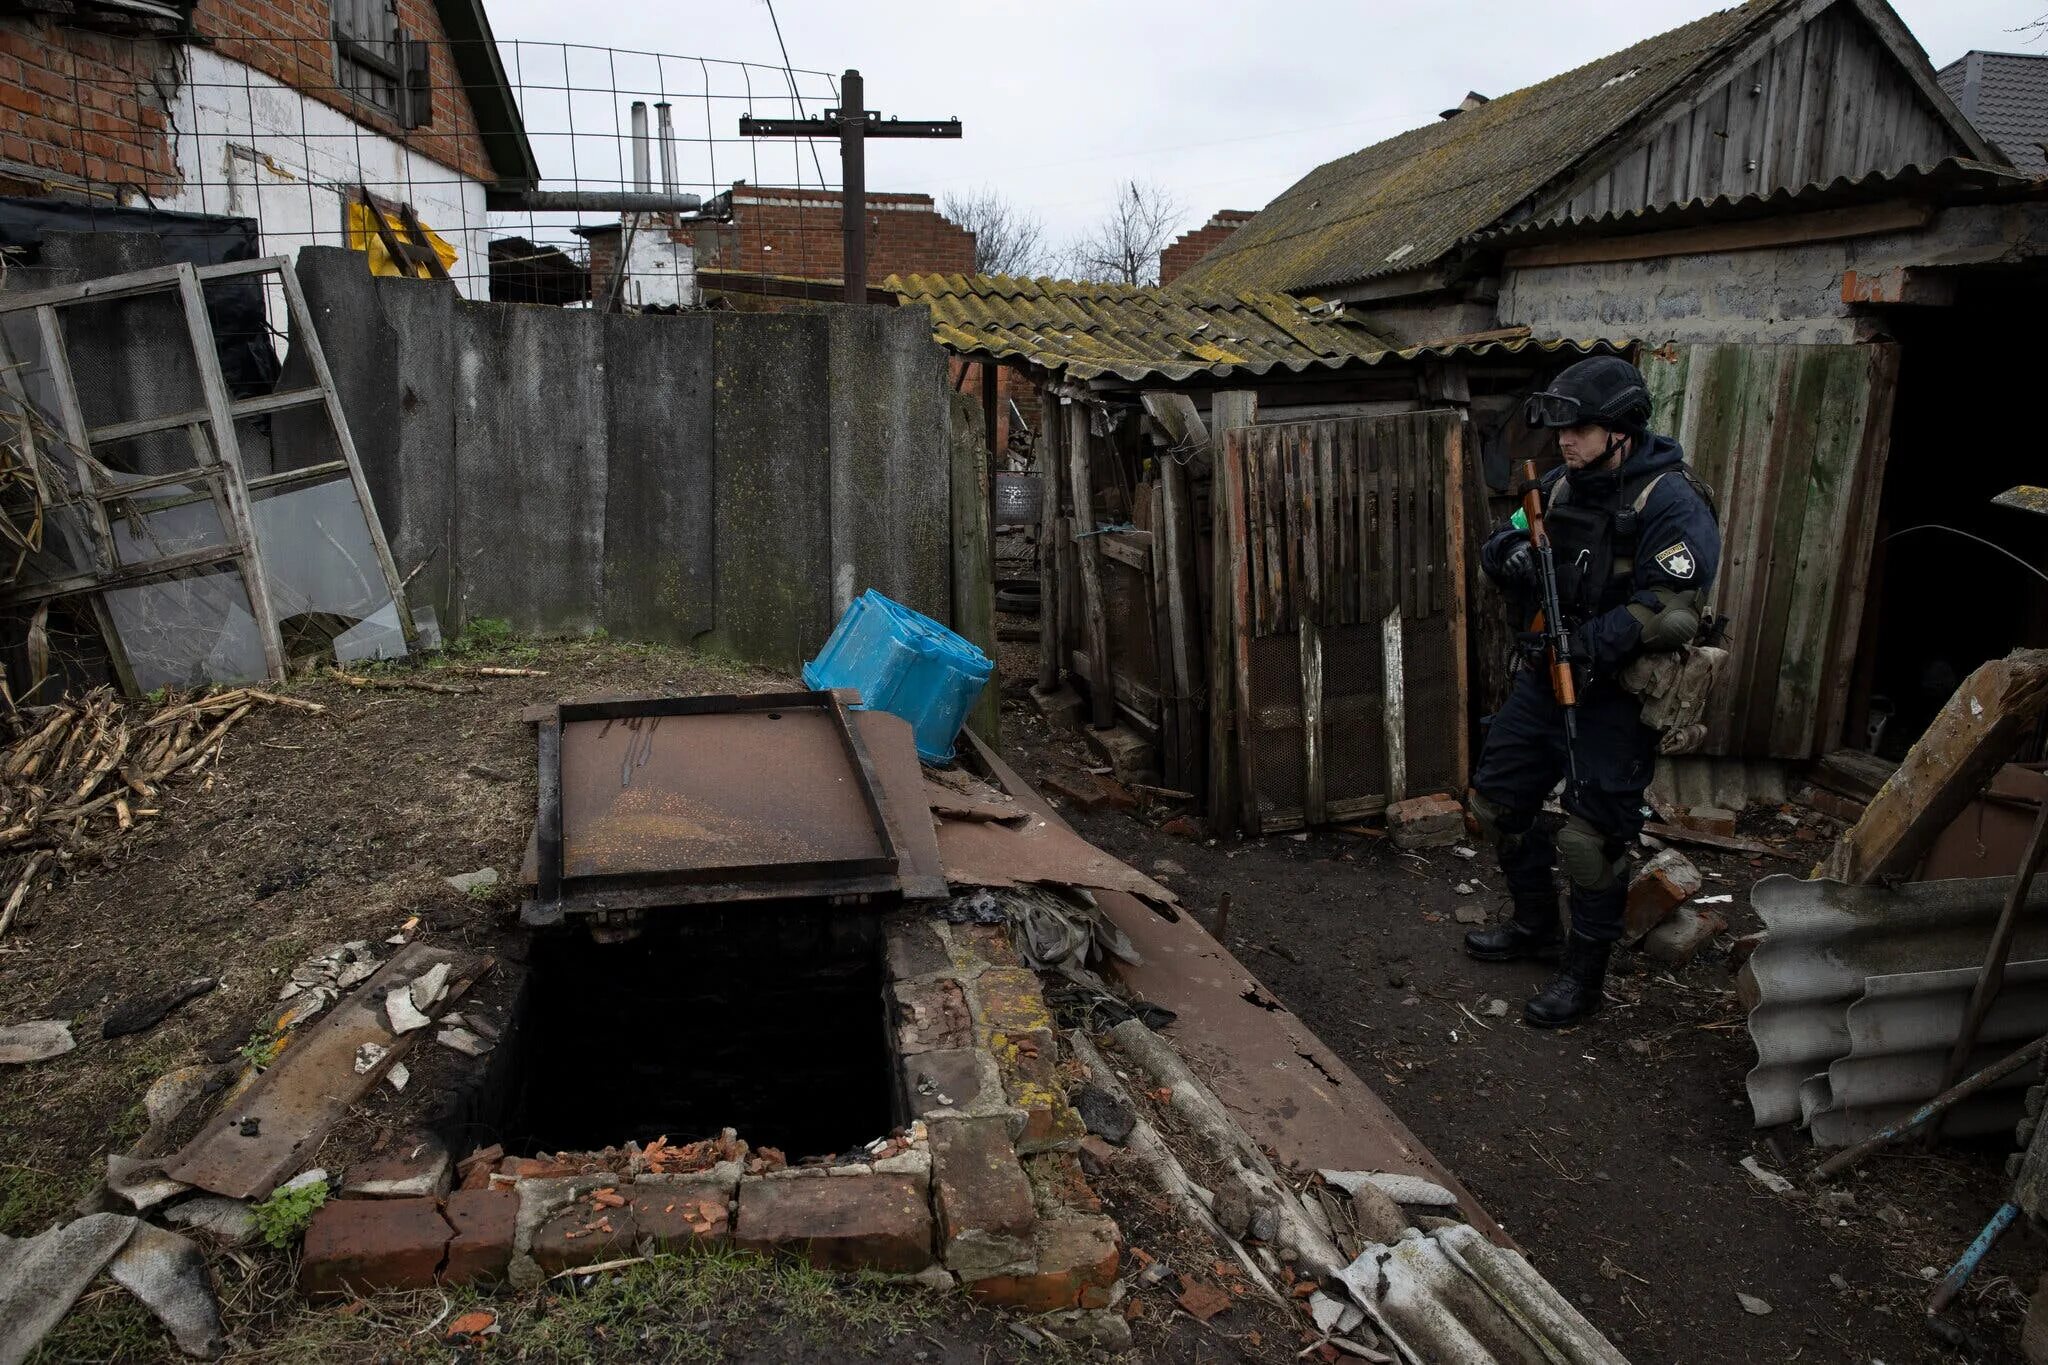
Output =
[{"x1": 1524, "y1": 356, "x2": 1652, "y2": 437}]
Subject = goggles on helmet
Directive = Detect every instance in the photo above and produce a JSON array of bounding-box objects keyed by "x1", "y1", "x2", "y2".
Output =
[{"x1": 1524, "y1": 390, "x2": 1585, "y2": 430}]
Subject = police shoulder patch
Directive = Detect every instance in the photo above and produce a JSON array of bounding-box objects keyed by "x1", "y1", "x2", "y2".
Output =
[{"x1": 1654, "y1": 541, "x2": 1697, "y2": 580}]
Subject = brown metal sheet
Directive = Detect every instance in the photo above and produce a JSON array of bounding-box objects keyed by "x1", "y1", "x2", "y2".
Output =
[
  {"x1": 962, "y1": 730, "x2": 1507, "y2": 1246},
  {"x1": 935, "y1": 810, "x2": 1179, "y2": 905},
  {"x1": 163, "y1": 944, "x2": 467, "y2": 1199},
  {"x1": 561, "y1": 709, "x2": 886, "y2": 877},
  {"x1": 922, "y1": 778, "x2": 1028, "y2": 824},
  {"x1": 853, "y1": 709, "x2": 947, "y2": 901}
]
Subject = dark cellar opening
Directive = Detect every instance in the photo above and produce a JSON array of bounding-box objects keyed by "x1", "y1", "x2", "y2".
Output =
[
  {"x1": 491, "y1": 905, "x2": 896, "y2": 1161},
  {"x1": 1858, "y1": 273, "x2": 2048, "y2": 759}
]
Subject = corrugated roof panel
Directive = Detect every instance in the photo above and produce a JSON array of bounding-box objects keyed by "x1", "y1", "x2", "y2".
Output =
[
  {"x1": 883, "y1": 271, "x2": 1402, "y2": 383},
  {"x1": 1745, "y1": 873, "x2": 2048, "y2": 1142},
  {"x1": 1801, "y1": 959, "x2": 2048, "y2": 1146},
  {"x1": 1334, "y1": 1224, "x2": 1630, "y2": 1363},
  {"x1": 1469, "y1": 158, "x2": 2036, "y2": 246},
  {"x1": 1173, "y1": 1, "x2": 1769, "y2": 295}
]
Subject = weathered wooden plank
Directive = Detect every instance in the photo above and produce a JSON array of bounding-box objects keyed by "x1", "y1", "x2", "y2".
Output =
[
  {"x1": 1226, "y1": 432, "x2": 1263, "y2": 834},
  {"x1": 948, "y1": 389, "x2": 1000, "y2": 745},
  {"x1": 1067, "y1": 402, "x2": 1115, "y2": 729},
  {"x1": 1148, "y1": 482, "x2": 1179, "y2": 787},
  {"x1": 1208, "y1": 391, "x2": 1257, "y2": 836},
  {"x1": 1813, "y1": 344, "x2": 1900, "y2": 756},
  {"x1": 1382, "y1": 607, "x2": 1406, "y2": 805},
  {"x1": 1737, "y1": 351, "x2": 1822, "y2": 751},
  {"x1": 1442, "y1": 414, "x2": 1472, "y2": 782},
  {"x1": 1297, "y1": 426, "x2": 1327, "y2": 827},
  {"x1": 1817, "y1": 651, "x2": 2048, "y2": 885},
  {"x1": 1158, "y1": 447, "x2": 1202, "y2": 795},
  {"x1": 1037, "y1": 390, "x2": 1063, "y2": 691}
]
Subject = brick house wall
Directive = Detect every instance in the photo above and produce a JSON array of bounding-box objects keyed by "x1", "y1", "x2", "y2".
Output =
[
  {"x1": 0, "y1": 0, "x2": 491, "y2": 201},
  {"x1": 1158, "y1": 209, "x2": 1256, "y2": 287},
  {"x1": 688, "y1": 183, "x2": 976, "y2": 285}
]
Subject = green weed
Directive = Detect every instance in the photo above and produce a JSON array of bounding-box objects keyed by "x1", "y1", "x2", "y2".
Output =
[{"x1": 253, "y1": 1177, "x2": 328, "y2": 1248}]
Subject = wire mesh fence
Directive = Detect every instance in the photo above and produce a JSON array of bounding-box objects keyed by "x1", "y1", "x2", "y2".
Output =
[{"x1": 6, "y1": 32, "x2": 849, "y2": 303}]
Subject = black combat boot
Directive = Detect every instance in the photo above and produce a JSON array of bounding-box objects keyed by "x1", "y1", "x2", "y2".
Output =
[
  {"x1": 1463, "y1": 893, "x2": 1562, "y2": 962},
  {"x1": 1523, "y1": 931, "x2": 1611, "y2": 1028}
]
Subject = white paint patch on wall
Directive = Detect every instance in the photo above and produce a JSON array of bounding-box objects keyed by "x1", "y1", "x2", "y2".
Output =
[
  {"x1": 611, "y1": 213, "x2": 696, "y2": 309},
  {"x1": 158, "y1": 47, "x2": 490, "y2": 301}
]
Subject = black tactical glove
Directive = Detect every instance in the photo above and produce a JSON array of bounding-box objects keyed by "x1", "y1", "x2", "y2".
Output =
[{"x1": 1499, "y1": 538, "x2": 1539, "y2": 588}]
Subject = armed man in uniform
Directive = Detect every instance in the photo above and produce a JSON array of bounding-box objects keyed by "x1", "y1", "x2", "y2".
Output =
[{"x1": 1462, "y1": 356, "x2": 1723, "y2": 1029}]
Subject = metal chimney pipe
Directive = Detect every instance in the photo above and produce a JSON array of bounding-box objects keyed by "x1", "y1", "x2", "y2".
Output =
[
  {"x1": 629, "y1": 101, "x2": 651, "y2": 193},
  {"x1": 655, "y1": 101, "x2": 677, "y2": 196}
]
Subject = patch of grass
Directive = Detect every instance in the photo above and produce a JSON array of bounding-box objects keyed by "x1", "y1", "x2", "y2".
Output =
[
  {"x1": 257, "y1": 1248, "x2": 950, "y2": 1362},
  {"x1": 253, "y1": 1177, "x2": 328, "y2": 1248},
  {"x1": 0, "y1": 1163, "x2": 82, "y2": 1238},
  {"x1": 25, "y1": 1284, "x2": 163, "y2": 1364}
]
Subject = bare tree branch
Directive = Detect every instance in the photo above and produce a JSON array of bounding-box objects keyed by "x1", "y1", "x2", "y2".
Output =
[
  {"x1": 942, "y1": 187, "x2": 1051, "y2": 278},
  {"x1": 1059, "y1": 179, "x2": 1189, "y2": 286}
]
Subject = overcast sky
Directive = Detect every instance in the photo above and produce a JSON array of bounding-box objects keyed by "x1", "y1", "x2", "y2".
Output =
[{"x1": 482, "y1": 1, "x2": 2045, "y2": 254}]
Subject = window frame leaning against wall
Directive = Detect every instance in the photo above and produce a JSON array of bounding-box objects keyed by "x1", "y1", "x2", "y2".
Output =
[{"x1": 330, "y1": 0, "x2": 433, "y2": 131}]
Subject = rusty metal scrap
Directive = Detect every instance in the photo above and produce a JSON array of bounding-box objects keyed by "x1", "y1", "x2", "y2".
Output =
[
  {"x1": 524, "y1": 690, "x2": 942, "y2": 923},
  {"x1": 163, "y1": 943, "x2": 479, "y2": 1199}
]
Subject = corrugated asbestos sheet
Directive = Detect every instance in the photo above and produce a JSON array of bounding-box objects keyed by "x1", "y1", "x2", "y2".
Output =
[
  {"x1": 1746, "y1": 874, "x2": 2048, "y2": 1145},
  {"x1": 1642, "y1": 342, "x2": 1899, "y2": 761},
  {"x1": 885, "y1": 273, "x2": 1613, "y2": 384},
  {"x1": 1336, "y1": 1224, "x2": 1629, "y2": 1364},
  {"x1": 1168, "y1": 3, "x2": 1763, "y2": 295},
  {"x1": 884, "y1": 273, "x2": 1394, "y2": 381},
  {"x1": 1805, "y1": 959, "x2": 2048, "y2": 1145},
  {"x1": 1471, "y1": 158, "x2": 2032, "y2": 247}
]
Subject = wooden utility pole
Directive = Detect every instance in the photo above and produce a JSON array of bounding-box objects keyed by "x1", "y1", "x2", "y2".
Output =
[{"x1": 739, "y1": 69, "x2": 961, "y2": 303}]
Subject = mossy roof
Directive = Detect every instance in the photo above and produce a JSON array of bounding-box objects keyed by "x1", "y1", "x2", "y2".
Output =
[{"x1": 1172, "y1": 1, "x2": 1774, "y2": 295}]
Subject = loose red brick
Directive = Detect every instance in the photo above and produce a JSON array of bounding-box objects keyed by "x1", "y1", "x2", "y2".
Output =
[
  {"x1": 1387, "y1": 794, "x2": 1465, "y2": 850},
  {"x1": 1624, "y1": 848, "x2": 1702, "y2": 943},
  {"x1": 930, "y1": 1116, "x2": 1035, "y2": 1275},
  {"x1": 531, "y1": 1200, "x2": 639, "y2": 1275},
  {"x1": 627, "y1": 1178, "x2": 730, "y2": 1250},
  {"x1": 966, "y1": 1214, "x2": 1121, "y2": 1312},
  {"x1": 441, "y1": 1188, "x2": 516, "y2": 1286},
  {"x1": 733, "y1": 1173, "x2": 933, "y2": 1272},
  {"x1": 300, "y1": 1198, "x2": 452, "y2": 1298}
]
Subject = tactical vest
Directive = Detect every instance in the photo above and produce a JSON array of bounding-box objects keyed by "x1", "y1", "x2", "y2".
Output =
[{"x1": 1543, "y1": 466, "x2": 1715, "y2": 622}]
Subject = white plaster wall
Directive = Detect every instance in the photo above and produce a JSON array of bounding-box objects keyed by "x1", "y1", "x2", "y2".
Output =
[
  {"x1": 157, "y1": 47, "x2": 491, "y2": 302},
  {"x1": 614, "y1": 212, "x2": 695, "y2": 309}
]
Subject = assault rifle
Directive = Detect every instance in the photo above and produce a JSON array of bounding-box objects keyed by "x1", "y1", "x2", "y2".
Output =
[{"x1": 1519, "y1": 459, "x2": 1582, "y2": 798}]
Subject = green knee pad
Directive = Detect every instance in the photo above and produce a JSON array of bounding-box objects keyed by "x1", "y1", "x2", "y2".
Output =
[
  {"x1": 1469, "y1": 790, "x2": 1526, "y2": 850},
  {"x1": 1556, "y1": 815, "x2": 1627, "y2": 892}
]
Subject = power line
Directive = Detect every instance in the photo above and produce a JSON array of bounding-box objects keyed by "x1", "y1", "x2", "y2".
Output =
[{"x1": 761, "y1": 0, "x2": 828, "y2": 190}]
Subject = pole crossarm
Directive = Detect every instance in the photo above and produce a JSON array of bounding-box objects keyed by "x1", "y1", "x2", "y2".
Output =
[{"x1": 738, "y1": 68, "x2": 961, "y2": 304}]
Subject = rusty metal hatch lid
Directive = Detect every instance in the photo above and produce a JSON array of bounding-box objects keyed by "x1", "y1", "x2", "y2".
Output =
[{"x1": 526, "y1": 690, "x2": 911, "y2": 923}]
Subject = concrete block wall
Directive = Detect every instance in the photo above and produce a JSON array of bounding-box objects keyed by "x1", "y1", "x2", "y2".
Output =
[
  {"x1": 1496, "y1": 200, "x2": 2048, "y2": 346},
  {"x1": 293, "y1": 247, "x2": 955, "y2": 672}
]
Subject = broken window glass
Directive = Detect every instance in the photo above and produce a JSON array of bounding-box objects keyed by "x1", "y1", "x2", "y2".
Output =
[
  {"x1": 107, "y1": 482, "x2": 230, "y2": 568},
  {"x1": 250, "y1": 474, "x2": 405, "y2": 664},
  {"x1": 101, "y1": 565, "x2": 268, "y2": 693}
]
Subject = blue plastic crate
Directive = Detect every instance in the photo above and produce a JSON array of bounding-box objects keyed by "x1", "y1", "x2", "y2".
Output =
[{"x1": 803, "y1": 590, "x2": 992, "y2": 765}]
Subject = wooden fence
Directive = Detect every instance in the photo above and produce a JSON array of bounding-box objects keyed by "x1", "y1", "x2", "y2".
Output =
[{"x1": 1218, "y1": 410, "x2": 1471, "y2": 833}]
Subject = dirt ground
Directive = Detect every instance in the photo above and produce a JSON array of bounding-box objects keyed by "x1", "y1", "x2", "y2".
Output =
[
  {"x1": 994, "y1": 655, "x2": 2045, "y2": 1365},
  {"x1": 0, "y1": 635, "x2": 1314, "y2": 1364},
  {"x1": 7, "y1": 626, "x2": 2041, "y2": 1362}
]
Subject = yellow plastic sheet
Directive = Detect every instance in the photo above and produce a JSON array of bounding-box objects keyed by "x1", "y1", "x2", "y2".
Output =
[{"x1": 345, "y1": 202, "x2": 458, "y2": 278}]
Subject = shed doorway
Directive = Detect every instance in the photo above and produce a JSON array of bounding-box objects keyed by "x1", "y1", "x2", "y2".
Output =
[{"x1": 1854, "y1": 277, "x2": 2048, "y2": 759}]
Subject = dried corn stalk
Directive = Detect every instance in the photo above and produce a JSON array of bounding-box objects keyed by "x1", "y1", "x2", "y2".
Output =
[{"x1": 0, "y1": 684, "x2": 326, "y2": 937}]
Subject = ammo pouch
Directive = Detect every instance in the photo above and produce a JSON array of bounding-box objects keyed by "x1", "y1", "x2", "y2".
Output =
[{"x1": 1619, "y1": 645, "x2": 1729, "y2": 754}]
